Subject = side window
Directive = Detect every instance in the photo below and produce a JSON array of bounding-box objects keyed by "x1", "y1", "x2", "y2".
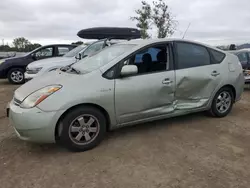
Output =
[
  {"x1": 209, "y1": 49, "x2": 225, "y2": 64},
  {"x1": 122, "y1": 44, "x2": 170, "y2": 75},
  {"x1": 134, "y1": 48, "x2": 161, "y2": 64},
  {"x1": 83, "y1": 41, "x2": 104, "y2": 56},
  {"x1": 237, "y1": 52, "x2": 248, "y2": 63},
  {"x1": 58, "y1": 46, "x2": 71, "y2": 56},
  {"x1": 34, "y1": 47, "x2": 53, "y2": 59},
  {"x1": 176, "y1": 42, "x2": 210, "y2": 69}
]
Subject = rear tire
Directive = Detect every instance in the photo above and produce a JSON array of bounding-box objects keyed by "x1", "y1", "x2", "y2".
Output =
[
  {"x1": 7, "y1": 68, "x2": 25, "y2": 84},
  {"x1": 208, "y1": 87, "x2": 234, "y2": 117},
  {"x1": 58, "y1": 106, "x2": 106, "y2": 152}
]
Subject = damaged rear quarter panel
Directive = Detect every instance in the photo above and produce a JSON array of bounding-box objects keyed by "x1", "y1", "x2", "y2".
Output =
[{"x1": 175, "y1": 64, "x2": 224, "y2": 110}]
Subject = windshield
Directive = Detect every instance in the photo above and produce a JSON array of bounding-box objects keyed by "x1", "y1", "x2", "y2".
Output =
[
  {"x1": 64, "y1": 44, "x2": 87, "y2": 57},
  {"x1": 72, "y1": 44, "x2": 135, "y2": 73}
]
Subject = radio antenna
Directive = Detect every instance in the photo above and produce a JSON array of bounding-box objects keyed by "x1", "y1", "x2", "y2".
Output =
[{"x1": 182, "y1": 23, "x2": 191, "y2": 39}]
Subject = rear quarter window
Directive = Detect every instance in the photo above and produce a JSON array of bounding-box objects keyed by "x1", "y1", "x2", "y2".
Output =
[{"x1": 209, "y1": 49, "x2": 225, "y2": 64}]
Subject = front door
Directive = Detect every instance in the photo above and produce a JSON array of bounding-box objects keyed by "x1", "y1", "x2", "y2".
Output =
[
  {"x1": 174, "y1": 41, "x2": 224, "y2": 110},
  {"x1": 33, "y1": 46, "x2": 54, "y2": 61},
  {"x1": 115, "y1": 43, "x2": 176, "y2": 124}
]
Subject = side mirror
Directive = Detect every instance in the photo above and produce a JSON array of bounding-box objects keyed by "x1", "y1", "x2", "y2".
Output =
[
  {"x1": 121, "y1": 65, "x2": 138, "y2": 77},
  {"x1": 31, "y1": 53, "x2": 37, "y2": 60},
  {"x1": 75, "y1": 53, "x2": 82, "y2": 60}
]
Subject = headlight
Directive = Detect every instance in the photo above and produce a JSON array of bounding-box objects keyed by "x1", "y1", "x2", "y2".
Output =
[
  {"x1": 0, "y1": 59, "x2": 5, "y2": 64},
  {"x1": 20, "y1": 85, "x2": 62, "y2": 108},
  {"x1": 26, "y1": 67, "x2": 42, "y2": 74}
]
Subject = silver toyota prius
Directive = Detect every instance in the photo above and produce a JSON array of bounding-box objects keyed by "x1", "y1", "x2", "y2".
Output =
[{"x1": 8, "y1": 39, "x2": 244, "y2": 152}]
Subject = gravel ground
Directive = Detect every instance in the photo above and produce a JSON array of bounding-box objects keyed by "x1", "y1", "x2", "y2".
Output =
[{"x1": 0, "y1": 80, "x2": 250, "y2": 188}]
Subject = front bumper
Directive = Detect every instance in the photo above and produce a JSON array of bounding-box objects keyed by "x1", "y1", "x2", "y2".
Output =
[
  {"x1": 24, "y1": 72, "x2": 37, "y2": 80},
  {"x1": 8, "y1": 101, "x2": 64, "y2": 143}
]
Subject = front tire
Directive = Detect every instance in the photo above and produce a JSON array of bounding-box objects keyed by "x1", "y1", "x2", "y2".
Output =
[
  {"x1": 208, "y1": 87, "x2": 234, "y2": 117},
  {"x1": 58, "y1": 106, "x2": 106, "y2": 152},
  {"x1": 7, "y1": 68, "x2": 25, "y2": 84}
]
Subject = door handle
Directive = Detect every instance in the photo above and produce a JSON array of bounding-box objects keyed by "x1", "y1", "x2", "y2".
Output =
[
  {"x1": 162, "y1": 78, "x2": 173, "y2": 85},
  {"x1": 211, "y1": 71, "x2": 220, "y2": 77}
]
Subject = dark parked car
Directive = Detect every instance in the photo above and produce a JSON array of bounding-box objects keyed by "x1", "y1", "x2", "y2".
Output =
[
  {"x1": 229, "y1": 49, "x2": 250, "y2": 70},
  {"x1": 0, "y1": 44, "x2": 76, "y2": 84},
  {"x1": 229, "y1": 49, "x2": 250, "y2": 84}
]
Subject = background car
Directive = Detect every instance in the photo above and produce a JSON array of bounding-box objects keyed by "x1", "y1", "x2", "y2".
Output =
[
  {"x1": 8, "y1": 38, "x2": 244, "y2": 152},
  {"x1": 25, "y1": 27, "x2": 141, "y2": 80},
  {"x1": 229, "y1": 49, "x2": 250, "y2": 84},
  {"x1": 25, "y1": 40, "x2": 114, "y2": 80},
  {"x1": 229, "y1": 49, "x2": 250, "y2": 69},
  {"x1": 0, "y1": 44, "x2": 76, "y2": 84}
]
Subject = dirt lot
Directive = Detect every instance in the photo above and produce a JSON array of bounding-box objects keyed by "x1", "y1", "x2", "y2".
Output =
[{"x1": 0, "y1": 80, "x2": 250, "y2": 188}]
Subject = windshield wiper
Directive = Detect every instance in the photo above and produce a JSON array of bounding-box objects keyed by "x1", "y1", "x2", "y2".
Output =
[
  {"x1": 61, "y1": 54, "x2": 89, "y2": 71},
  {"x1": 71, "y1": 67, "x2": 81, "y2": 74}
]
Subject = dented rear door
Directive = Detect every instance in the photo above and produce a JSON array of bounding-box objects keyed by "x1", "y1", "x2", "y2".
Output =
[{"x1": 173, "y1": 41, "x2": 223, "y2": 110}]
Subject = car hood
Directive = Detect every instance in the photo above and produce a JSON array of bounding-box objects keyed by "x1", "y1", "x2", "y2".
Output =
[
  {"x1": 28, "y1": 57, "x2": 75, "y2": 69},
  {"x1": 14, "y1": 70, "x2": 76, "y2": 101},
  {"x1": 4, "y1": 55, "x2": 27, "y2": 63}
]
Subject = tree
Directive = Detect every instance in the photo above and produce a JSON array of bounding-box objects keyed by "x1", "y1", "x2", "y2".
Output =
[
  {"x1": 0, "y1": 45, "x2": 11, "y2": 51},
  {"x1": 130, "y1": 0, "x2": 177, "y2": 38},
  {"x1": 13, "y1": 37, "x2": 30, "y2": 51},
  {"x1": 152, "y1": 0, "x2": 177, "y2": 38},
  {"x1": 25, "y1": 43, "x2": 42, "y2": 51},
  {"x1": 130, "y1": 1, "x2": 152, "y2": 39},
  {"x1": 12, "y1": 38, "x2": 41, "y2": 52}
]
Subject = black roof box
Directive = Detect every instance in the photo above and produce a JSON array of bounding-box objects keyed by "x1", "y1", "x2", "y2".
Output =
[{"x1": 77, "y1": 27, "x2": 141, "y2": 40}]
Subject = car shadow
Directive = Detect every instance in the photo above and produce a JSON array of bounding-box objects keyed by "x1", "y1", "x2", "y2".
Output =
[
  {"x1": 2, "y1": 112, "x2": 206, "y2": 154},
  {"x1": 105, "y1": 112, "x2": 206, "y2": 141}
]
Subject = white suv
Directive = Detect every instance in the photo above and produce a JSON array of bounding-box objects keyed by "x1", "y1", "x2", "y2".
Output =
[{"x1": 25, "y1": 40, "x2": 110, "y2": 80}]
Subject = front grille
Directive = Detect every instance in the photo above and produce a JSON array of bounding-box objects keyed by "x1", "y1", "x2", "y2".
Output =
[{"x1": 13, "y1": 97, "x2": 22, "y2": 106}]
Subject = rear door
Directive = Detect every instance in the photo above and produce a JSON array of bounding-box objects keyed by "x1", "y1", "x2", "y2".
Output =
[
  {"x1": 173, "y1": 41, "x2": 225, "y2": 110},
  {"x1": 115, "y1": 42, "x2": 176, "y2": 124}
]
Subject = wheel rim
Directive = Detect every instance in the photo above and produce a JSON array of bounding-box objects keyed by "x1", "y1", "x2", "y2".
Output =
[
  {"x1": 216, "y1": 91, "x2": 231, "y2": 114},
  {"x1": 68, "y1": 114, "x2": 100, "y2": 145},
  {"x1": 11, "y1": 71, "x2": 23, "y2": 83}
]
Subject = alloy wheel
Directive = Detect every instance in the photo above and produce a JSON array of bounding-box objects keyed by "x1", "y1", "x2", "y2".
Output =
[
  {"x1": 11, "y1": 71, "x2": 24, "y2": 83},
  {"x1": 216, "y1": 91, "x2": 232, "y2": 114},
  {"x1": 68, "y1": 114, "x2": 100, "y2": 145}
]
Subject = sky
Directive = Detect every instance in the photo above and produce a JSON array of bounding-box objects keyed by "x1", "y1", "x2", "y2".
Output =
[{"x1": 0, "y1": 0, "x2": 250, "y2": 46}]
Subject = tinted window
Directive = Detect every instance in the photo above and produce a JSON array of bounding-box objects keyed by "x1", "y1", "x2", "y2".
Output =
[
  {"x1": 237, "y1": 52, "x2": 248, "y2": 63},
  {"x1": 123, "y1": 45, "x2": 170, "y2": 75},
  {"x1": 176, "y1": 42, "x2": 210, "y2": 69},
  {"x1": 209, "y1": 49, "x2": 225, "y2": 64},
  {"x1": 58, "y1": 46, "x2": 70, "y2": 56},
  {"x1": 135, "y1": 48, "x2": 161, "y2": 63}
]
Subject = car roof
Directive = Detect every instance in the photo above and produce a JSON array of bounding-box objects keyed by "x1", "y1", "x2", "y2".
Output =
[
  {"x1": 119, "y1": 38, "x2": 225, "y2": 52},
  {"x1": 42, "y1": 44, "x2": 76, "y2": 47}
]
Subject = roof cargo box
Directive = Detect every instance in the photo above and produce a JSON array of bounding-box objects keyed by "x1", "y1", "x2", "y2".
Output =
[{"x1": 77, "y1": 27, "x2": 141, "y2": 40}]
